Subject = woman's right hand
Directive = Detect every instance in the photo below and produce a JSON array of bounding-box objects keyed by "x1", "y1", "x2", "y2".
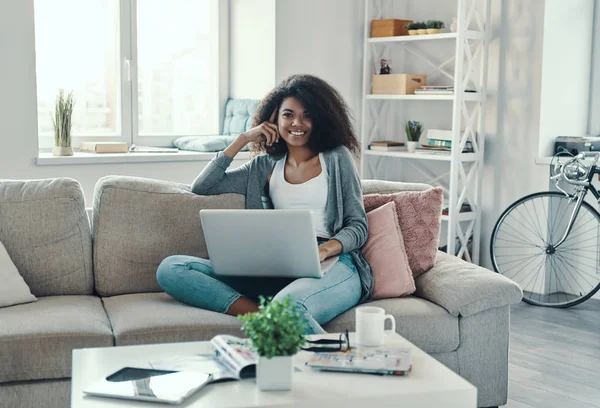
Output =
[{"x1": 241, "y1": 111, "x2": 280, "y2": 146}]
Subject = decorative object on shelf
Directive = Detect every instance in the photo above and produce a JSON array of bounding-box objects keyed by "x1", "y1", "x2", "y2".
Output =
[
  {"x1": 405, "y1": 22, "x2": 419, "y2": 35},
  {"x1": 450, "y1": 17, "x2": 457, "y2": 33},
  {"x1": 426, "y1": 20, "x2": 445, "y2": 34},
  {"x1": 372, "y1": 73, "x2": 426, "y2": 95},
  {"x1": 405, "y1": 120, "x2": 423, "y2": 153},
  {"x1": 51, "y1": 89, "x2": 75, "y2": 157},
  {"x1": 238, "y1": 296, "x2": 305, "y2": 392},
  {"x1": 374, "y1": 58, "x2": 392, "y2": 75},
  {"x1": 370, "y1": 19, "x2": 413, "y2": 37},
  {"x1": 416, "y1": 21, "x2": 428, "y2": 35}
]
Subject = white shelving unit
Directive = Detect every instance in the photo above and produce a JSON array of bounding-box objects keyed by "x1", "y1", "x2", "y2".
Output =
[{"x1": 360, "y1": 0, "x2": 491, "y2": 263}]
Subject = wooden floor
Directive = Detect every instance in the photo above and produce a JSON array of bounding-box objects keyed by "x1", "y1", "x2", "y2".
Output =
[{"x1": 503, "y1": 299, "x2": 600, "y2": 408}]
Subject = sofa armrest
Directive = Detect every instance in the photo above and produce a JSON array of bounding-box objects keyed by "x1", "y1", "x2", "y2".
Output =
[{"x1": 414, "y1": 251, "x2": 523, "y2": 317}]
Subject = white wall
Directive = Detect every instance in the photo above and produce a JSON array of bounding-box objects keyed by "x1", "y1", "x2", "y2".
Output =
[
  {"x1": 538, "y1": 0, "x2": 595, "y2": 157},
  {"x1": 0, "y1": 0, "x2": 246, "y2": 201},
  {"x1": 275, "y1": 0, "x2": 364, "y2": 123},
  {"x1": 230, "y1": 0, "x2": 276, "y2": 99},
  {"x1": 589, "y1": 0, "x2": 600, "y2": 136}
]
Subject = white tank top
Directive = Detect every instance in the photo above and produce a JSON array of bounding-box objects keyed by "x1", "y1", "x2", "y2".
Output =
[{"x1": 269, "y1": 153, "x2": 331, "y2": 239}]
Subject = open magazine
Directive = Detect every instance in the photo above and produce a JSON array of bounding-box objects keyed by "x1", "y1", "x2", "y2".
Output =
[
  {"x1": 306, "y1": 346, "x2": 412, "y2": 376},
  {"x1": 149, "y1": 335, "x2": 257, "y2": 382}
]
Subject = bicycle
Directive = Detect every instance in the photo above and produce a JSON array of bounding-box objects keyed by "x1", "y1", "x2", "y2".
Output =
[{"x1": 490, "y1": 151, "x2": 600, "y2": 307}]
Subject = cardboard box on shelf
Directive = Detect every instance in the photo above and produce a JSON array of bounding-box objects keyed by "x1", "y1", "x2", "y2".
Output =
[
  {"x1": 370, "y1": 19, "x2": 413, "y2": 37},
  {"x1": 372, "y1": 74, "x2": 427, "y2": 95}
]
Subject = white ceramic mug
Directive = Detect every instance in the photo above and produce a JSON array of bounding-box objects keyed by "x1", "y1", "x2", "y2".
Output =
[{"x1": 355, "y1": 306, "x2": 396, "y2": 347}]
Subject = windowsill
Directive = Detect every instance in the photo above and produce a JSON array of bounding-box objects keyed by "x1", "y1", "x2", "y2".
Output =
[{"x1": 36, "y1": 150, "x2": 252, "y2": 166}]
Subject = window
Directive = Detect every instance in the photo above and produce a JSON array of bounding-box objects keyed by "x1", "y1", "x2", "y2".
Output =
[{"x1": 34, "y1": 0, "x2": 225, "y2": 149}]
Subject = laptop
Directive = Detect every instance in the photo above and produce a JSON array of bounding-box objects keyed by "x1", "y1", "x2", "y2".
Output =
[{"x1": 199, "y1": 209, "x2": 339, "y2": 278}]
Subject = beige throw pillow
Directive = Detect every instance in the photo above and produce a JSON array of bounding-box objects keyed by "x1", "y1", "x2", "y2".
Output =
[{"x1": 0, "y1": 241, "x2": 37, "y2": 308}]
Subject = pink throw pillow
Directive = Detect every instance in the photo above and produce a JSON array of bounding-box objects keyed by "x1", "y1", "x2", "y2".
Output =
[
  {"x1": 362, "y1": 202, "x2": 415, "y2": 299},
  {"x1": 363, "y1": 187, "x2": 443, "y2": 277}
]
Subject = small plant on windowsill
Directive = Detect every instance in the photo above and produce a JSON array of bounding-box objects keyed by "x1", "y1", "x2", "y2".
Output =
[
  {"x1": 51, "y1": 89, "x2": 75, "y2": 156},
  {"x1": 405, "y1": 120, "x2": 423, "y2": 153},
  {"x1": 238, "y1": 295, "x2": 305, "y2": 391},
  {"x1": 426, "y1": 20, "x2": 445, "y2": 34}
]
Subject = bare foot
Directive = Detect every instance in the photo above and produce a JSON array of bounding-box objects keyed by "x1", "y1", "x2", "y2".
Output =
[{"x1": 227, "y1": 297, "x2": 259, "y2": 316}]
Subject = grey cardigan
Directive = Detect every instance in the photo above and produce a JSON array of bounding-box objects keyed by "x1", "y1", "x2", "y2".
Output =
[{"x1": 192, "y1": 146, "x2": 373, "y2": 302}]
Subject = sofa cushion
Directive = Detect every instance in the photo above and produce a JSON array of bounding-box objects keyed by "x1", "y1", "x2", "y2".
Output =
[
  {"x1": 102, "y1": 293, "x2": 244, "y2": 346},
  {"x1": 364, "y1": 188, "x2": 444, "y2": 277},
  {"x1": 0, "y1": 296, "x2": 113, "y2": 382},
  {"x1": 0, "y1": 178, "x2": 93, "y2": 296},
  {"x1": 92, "y1": 176, "x2": 245, "y2": 296},
  {"x1": 222, "y1": 99, "x2": 259, "y2": 135},
  {"x1": 324, "y1": 297, "x2": 459, "y2": 353},
  {"x1": 362, "y1": 202, "x2": 415, "y2": 299},
  {"x1": 0, "y1": 240, "x2": 37, "y2": 308},
  {"x1": 173, "y1": 135, "x2": 250, "y2": 152}
]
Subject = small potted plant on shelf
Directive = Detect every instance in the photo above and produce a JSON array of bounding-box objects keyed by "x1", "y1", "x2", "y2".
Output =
[
  {"x1": 51, "y1": 89, "x2": 75, "y2": 156},
  {"x1": 416, "y1": 21, "x2": 428, "y2": 35},
  {"x1": 405, "y1": 22, "x2": 418, "y2": 35},
  {"x1": 405, "y1": 120, "x2": 423, "y2": 153},
  {"x1": 238, "y1": 296, "x2": 305, "y2": 392},
  {"x1": 426, "y1": 20, "x2": 445, "y2": 34}
]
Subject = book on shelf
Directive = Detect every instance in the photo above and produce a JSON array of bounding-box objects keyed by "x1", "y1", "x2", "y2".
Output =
[
  {"x1": 148, "y1": 335, "x2": 257, "y2": 382},
  {"x1": 80, "y1": 142, "x2": 129, "y2": 154},
  {"x1": 426, "y1": 129, "x2": 452, "y2": 141},
  {"x1": 428, "y1": 139, "x2": 473, "y2": 149},
  {"x1": 369, "y1": 145, "x2": 405, "y2": 151},
  {"x1": 370, "y1": 140, "x2": 405, "y2": 147},
  {"x1": 306, "y1": 346, "x2": 412, "y2": 376},
  {"x1": 420, "y1": 143, "x2": 474, "y2": 153},
  {"x1": 414, "y1": 89, "x2": 454, "y2": 95}
]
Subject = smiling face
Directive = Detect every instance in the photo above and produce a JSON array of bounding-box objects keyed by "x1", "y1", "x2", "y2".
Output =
[{"x1": 277, "y1": 97, "x2": 313, "y2": 148}]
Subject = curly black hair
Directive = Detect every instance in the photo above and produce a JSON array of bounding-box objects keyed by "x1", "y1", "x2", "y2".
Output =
[{"x1": 250, "y1": 74, "x2": 360, "y2": 156}]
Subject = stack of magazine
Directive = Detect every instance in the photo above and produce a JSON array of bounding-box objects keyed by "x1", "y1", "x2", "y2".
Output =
[
  {"x1": 306, "y1": 346, "x2": 412, "y2": 376},
  {"x1": 414, "y1": 85, "x2": 454, "y2": 95},
  {"x1": 149, "y1": 335, "x2": 257, "y2": 382}
]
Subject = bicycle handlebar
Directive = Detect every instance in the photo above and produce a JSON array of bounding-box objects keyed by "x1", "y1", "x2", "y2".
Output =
[{"x1": 553, "y1": 151, "x2": 600, "y2": 187}]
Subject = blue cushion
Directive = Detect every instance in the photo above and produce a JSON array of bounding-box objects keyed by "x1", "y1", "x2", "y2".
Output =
[
  {"x1": 173, "y1": 99, "x2": 259, "y2": 152},
  {"x1": 172, "y1": 135, "x2": 249, "y2": 152},
  {"x1": 222, "y1": 99, "x2": 259, "y2": 135}
]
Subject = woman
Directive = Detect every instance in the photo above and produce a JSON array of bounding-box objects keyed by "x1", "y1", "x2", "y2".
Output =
[{"x1": 156, "y1": 74, "x2": 373, "y2": 334}]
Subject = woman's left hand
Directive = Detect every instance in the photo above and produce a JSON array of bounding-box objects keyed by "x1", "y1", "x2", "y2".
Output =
[{"x1": 318, "y1": 246, "x2": 329, "y2": 262}]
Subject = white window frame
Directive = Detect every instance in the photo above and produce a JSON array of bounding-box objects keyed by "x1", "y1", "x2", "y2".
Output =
[{"x1": 37, "y1": 0, "x2": 228, "y2": 150}]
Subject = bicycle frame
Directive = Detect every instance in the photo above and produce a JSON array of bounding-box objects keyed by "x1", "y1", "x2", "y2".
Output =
[{"x1": 553, "y1": 164, "x2": 600, "y2": 249}]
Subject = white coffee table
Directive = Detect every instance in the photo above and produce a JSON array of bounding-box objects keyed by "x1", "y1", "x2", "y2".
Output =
[{"x1": 71, "y1": 332, "x2": 476, "y2": 407}]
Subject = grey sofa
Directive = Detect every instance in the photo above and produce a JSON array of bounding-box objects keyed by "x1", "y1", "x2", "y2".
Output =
[{"x1": 0, "y1": 176, "x2": 522, "y2": 408}]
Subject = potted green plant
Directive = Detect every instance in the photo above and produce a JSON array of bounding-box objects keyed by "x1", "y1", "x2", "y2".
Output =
[
  {"x1": 426, "y1": 20, "x2": 445, "y2": 34},
  {"x1": 405, "y1": 22, "x2": 418, "y2": 36},
  {"x1": 417, "y1": 21, "x2": 428, "y2": 35},
  {"x1": 405, "y1": 120, "x2": 423, "y2": 153},
  {"x1": 238, "y1": 296, "x2": 305, "y2": 391},
  {"x1": 51, "y1": 89, "x2": 75, "y2": 156}
]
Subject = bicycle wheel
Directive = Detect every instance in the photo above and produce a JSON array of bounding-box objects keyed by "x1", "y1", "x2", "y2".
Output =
[{"x1": 491, "y1": 191, "x2": 600, "y2": 307}]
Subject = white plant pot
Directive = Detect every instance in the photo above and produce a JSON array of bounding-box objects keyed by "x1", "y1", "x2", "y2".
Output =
[
  {"x1": 407, "y1": 141, "x2": 418, "y2": 153},
  {"x1": 52, "y1": 146, "x2": 73, "y2": 156},
  {"x1": 256, "y1": 356, "x2": 293, "y2": 391}
]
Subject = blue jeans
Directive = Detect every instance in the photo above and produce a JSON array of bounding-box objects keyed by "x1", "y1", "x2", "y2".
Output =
[{"x1": 156, "y1": 253, "x2": 361, "y2": 334}]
